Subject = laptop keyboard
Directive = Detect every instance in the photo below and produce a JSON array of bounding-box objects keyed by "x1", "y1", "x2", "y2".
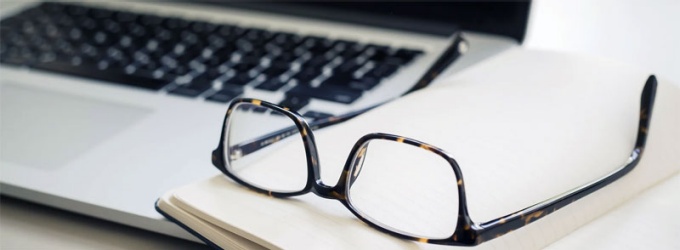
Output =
[{"x1": 0, "y1": 3, "x2": 424, "y2": 117}]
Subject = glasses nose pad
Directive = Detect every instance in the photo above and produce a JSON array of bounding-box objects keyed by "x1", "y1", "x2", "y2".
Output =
[{"x1": 349, "y1": 144, "x2": 369, "y2": 187}]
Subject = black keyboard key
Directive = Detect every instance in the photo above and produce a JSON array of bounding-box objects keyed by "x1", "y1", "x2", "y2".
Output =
[
  {"x1": 40, "y1": 2, "x2": 66, "y2": 13},
  {"x1": 139, "y1": 14, "x2": 163, "y2": 26},
  {"x1": 206, "y1": 84, "x2": 244, "y2": 103},
  {"x1": 125, "y1": 66, "x2": 157, "y2": 79},
  {"x1": 264, "y1": 42, "x2": 282, "y2": 55},
  {"x1": 0, "y1": 17, "x2": 20, "y2": 30},
  {"x1": 243, "y1": 48, "x2": 268, "y2": 58},
  {"x1": 279, "y1": 95, "x2": 310, "y2": 112},
  {"x1": 104, "y1": 47, "x2": 129, "y2": 65},
  {"x1": 216, "y1": 24, "x2": 246, "y2": 38},
  {"x1": 78, "y1": 43, "x2": 100, "y2": 57},
  {"x1": 132, "y1": 50, "x2": 152, "y2": 66},
  {"x1": 303, "y1": 54, "x2": 330, "y2": 68},
  {"x1": 244, "y1": 28, "x2": 273, "y2": 43},
  {"x1": 190, "y1": 73, "x2": 214, "y2": 87},
  {"x1": 176, "y1": 51, "x2": 202, "y2": 66},
  {"x1": 273, "y1": 52, "x2": 297, "y2": 63},
  {"x1": 179, "y1": 31, "x2": 200, "y2": 46},
  {"x1": 206, "y1": 34, "x2": 226, "y2": 49},
  {"x1": 323, "y1": 73, "x2": 380, "y2": 91},
  {"x1": 287, "y1": 84, "x2": 362, "y2": 104},
  {"x1": 66, "y1": 5, "x2": 88, "y2": 17},
  {"x1": 169, "y1": 85, "x2": 209, "y2": 97},
  {"x1": 272, "y1": 32, "x2": 300, "y2": 43},
  {"x1": 393, "y1": 48, "x2": 423, "y2": 64},
  {"x1": 32, "y1": 60, "x2": 168, "y2": 90},
  {"x1": 102, "y1": 19, "x2": 122, "y2": 34},
  {"x1": 79, "y1": 17, "x2": 97, "y2": 31},
  {"x1": 303, "y1": 111, "x2": 333, "y2": 120},
  {"x1": 322, "y1": 74, "x2": 353, "y2": 87},
  {"x1": 169, "y1": 73, "x2": 214, "y2": 97},
  {"x1": 117, "y1": 35, "x2": 134, "y2": 49},
  {"x1": 225, "y1": 72, "x2": 255, "y2": 85},
  {"x1": 365, "y1": 44, "x2": 392, "y2": 62},
  {"x1": 235, "y1": 39, "x2": 254, "y2": 53},
  {"x1": 0, "y1": 50, "x2": 27, "y2": 65},
  {"x1": 368, "y1": 63, "x2": 399, "y2": 78},
  {"x1": 91, "y1": 8, "x2": 114, "y2": 19},
  {"x1": 204, "y1": 68, "x2": 223, "y2": 80},
  {"x1": 115, "y1": 11, "x2": 138, "y2": 23},
  {"x1": 331, "y1": 40, "x2": 357, "y2": 51},
  {"x1": 348, "y1": 77, "x2": 381, "y2": 91},
  {"x1": 302, "y1": 36, "x2": 333, "y2": 54},
  {"x1": 293, "y1": 67, "x2": 321, "y2": 83},
  {"x1": 190, "y1": 21, "x2": 217, "y2": 34},
  {"x1": 271, "y1": 32, "x2": 302, "y2": 50},
  {"x1": 261, "y1": 65, "x2": 288, "y2": 78},
  {"x1": 334, "y1": 59, "x2": 363, "y2": 74},
  {"x1": 255, "y1": 77, "x2": 288, "y2": 91},
  {"x1": 91, "y1": 31, "x2": 113, "y2": 46},
  {"x1": 163, "y1": 17, "x2": 190, "y2": 30},
  {"x1": 268, "y1": 57, "x2": 293, "y2": 70},
  {"x1": 231, "y1": 58, "x2": 260, "y2": 72},
  {"x1": 127, "y1": 23, "x2": 151, "y2": 38},
  {"x1": 135, "y1": 58, "x2": 160, "y2": 72},
  {"x1": 153, "y1": 27, "x2": 175, "y2": 42},
  {"x1": 383, "y1": 56, "x2": 408, "y2": 66},
  {"x1": 168, "y1": 65, "x2": 189, "y2": 76}
]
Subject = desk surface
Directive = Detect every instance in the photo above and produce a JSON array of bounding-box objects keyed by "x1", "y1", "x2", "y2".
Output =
[
  {"x1": 523, "y1": 0, "x2": 680, "y2": 84},
  {"x1": 2, "y1": 0, "x2": 679, "y2": 249},
  {"x1": 0, "y1": 196, "x2": 208, "y2": 249}
]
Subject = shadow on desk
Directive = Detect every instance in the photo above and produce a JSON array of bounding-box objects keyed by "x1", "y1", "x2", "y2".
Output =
[{"x1": 0, "y1": 196, "x2": 209, "y2": 249}]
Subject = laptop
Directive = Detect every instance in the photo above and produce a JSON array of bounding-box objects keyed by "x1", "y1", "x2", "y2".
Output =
[{"x1": 0, "y1": 1, "x2": 529, "y2": 241}]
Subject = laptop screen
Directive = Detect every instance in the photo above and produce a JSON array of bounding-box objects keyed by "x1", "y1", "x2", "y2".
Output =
[{"x1": 200, "y1": 1, "x2": 531, "y2": 43}]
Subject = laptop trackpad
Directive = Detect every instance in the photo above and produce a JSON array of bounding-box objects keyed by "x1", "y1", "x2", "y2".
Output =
[{"x1": 1, "y1": 84, "x2": 151, "y2": 170}]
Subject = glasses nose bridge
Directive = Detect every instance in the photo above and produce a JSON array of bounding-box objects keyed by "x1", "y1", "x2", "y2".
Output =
[
  {"x1": 310, "y1": 180, "x2": 346, "y2": 200},
  {"x1": 306, "y1": 136, "x2": 369, "y2": 202},
  {"x1": 300, "y1": 127, "x2": 344, "y2": 200}
]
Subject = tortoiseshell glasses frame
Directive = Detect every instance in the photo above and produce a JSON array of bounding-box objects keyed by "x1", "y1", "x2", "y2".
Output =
[{"x1": 211, "y1": 76, "x2": 657, "y2": 246}]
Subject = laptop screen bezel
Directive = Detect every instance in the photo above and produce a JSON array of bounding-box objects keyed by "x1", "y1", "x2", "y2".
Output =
[{"x1": 192, "y1": 1, "x2": 531, "y2": 43}]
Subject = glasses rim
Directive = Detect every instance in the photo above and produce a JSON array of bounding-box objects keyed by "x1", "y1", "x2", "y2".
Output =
[
  {"x1": 218, "y1": 100, "x2": 319, "y2": 196},
  {"x1": 222, "y1": 101, "x2": 313, "y2": 194},
  {"x1": 342, "y1": 135, "x2": 468, "y2": 240},
  {"x1": 211, "y1": 75, "x2": 658, "y2": 246}
]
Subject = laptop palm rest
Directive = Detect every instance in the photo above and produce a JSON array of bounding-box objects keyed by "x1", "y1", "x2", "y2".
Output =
[{"x1": 1, "y1": 84, "x2": 150, "y2": 170}]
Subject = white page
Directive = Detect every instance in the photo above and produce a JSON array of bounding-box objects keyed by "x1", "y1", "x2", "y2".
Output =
[
  {"x1": 170, "y1": 48, "x2": 680, "y2": 249},
  {"x1": 546, "y1": 173, "x2": 680, "y2": 250}
]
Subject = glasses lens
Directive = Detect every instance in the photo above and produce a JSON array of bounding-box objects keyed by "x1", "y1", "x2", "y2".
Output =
[
  {"x1": 347, "y1": 139, "x2": 460, "y2": 239},
  {"x1": 223, "y1": 102, "x2": 308, "y2": 193}
]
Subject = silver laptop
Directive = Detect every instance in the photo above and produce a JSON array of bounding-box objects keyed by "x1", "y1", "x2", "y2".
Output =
[{"x1": 0, "y1": 1, "x2": 527, "y2": 241}]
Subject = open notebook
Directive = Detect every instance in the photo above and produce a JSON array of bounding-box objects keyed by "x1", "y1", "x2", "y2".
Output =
[{"x1": 156, "y1": 48, "x2": 680, "y2": 249}]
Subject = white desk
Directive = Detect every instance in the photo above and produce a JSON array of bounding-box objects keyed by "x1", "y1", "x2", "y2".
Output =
[
  {"x1": 0, "y1": 197, "x2": 207, "y2": 249},
  {"x1": 523, "y1": 0, "x2": 680, "y2": 84},
  {"x1": 2, "y1": 0, "x2": 678, "y2": 249}
]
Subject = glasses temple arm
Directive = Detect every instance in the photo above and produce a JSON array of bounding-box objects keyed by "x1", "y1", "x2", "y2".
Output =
[
  {"x1": 228, "y1": 107, "x2": 373, "y2": 159},
  {"x1": 472, "y1": 75, "x2": 658, "y2": 244}
]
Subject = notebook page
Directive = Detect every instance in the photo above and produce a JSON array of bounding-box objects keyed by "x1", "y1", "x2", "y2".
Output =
[
  {"x1": 171, "y1": 48, "x2": 680, "y2": 249},
  {"x1": 546, "y1": 173, "x2": 680, "y2": 250},
  {"x1": 307, "y1": 48, "x2": 676, "y2": 223}
]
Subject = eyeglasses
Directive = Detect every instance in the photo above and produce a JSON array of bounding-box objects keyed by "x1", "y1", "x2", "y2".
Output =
[{"x1": 211, "y1": 75, "x2": 657, "y2": 246}]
